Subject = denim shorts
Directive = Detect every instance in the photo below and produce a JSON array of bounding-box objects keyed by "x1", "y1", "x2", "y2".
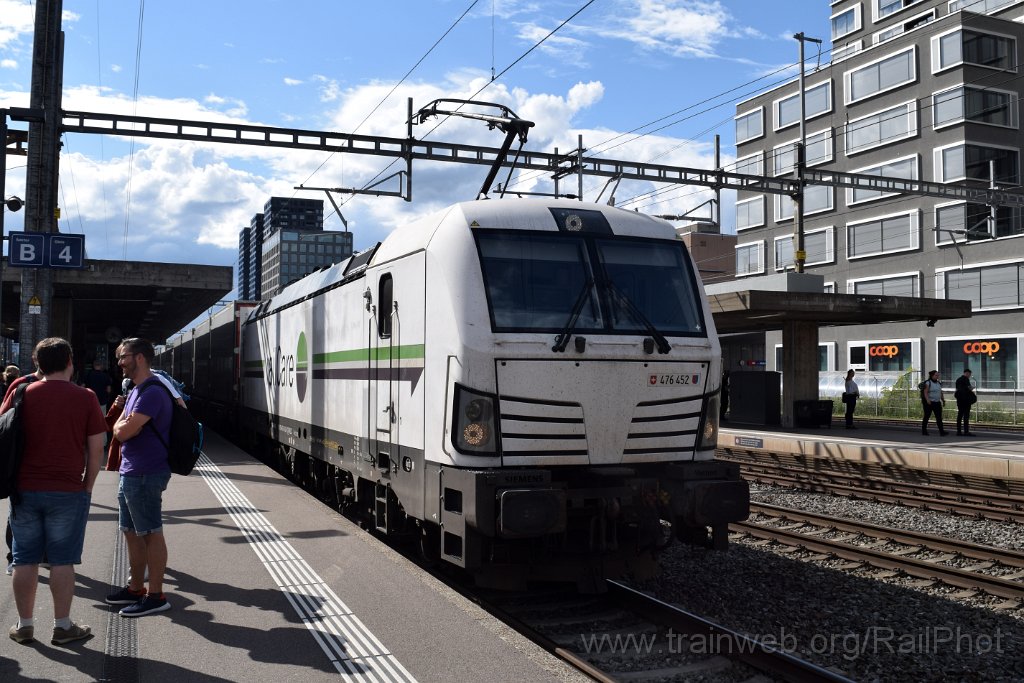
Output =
[
  {"x1": 118, "y1": 471, "x2": 172, "y2": 536},
  {"x1": 10, "y1": 491, "x2": 92, "y2": 566}
]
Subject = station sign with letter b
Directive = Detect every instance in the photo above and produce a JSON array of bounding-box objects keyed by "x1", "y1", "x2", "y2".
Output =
[{"x1": 8, "y1": 232, "x2": 85, "y2": 269}]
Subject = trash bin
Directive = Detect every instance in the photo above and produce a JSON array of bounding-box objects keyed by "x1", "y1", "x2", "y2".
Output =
[{"x1": 794, "y1": 400, "x2": 833, "y2": 428}]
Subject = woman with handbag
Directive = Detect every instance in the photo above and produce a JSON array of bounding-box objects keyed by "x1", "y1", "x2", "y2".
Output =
[
  {"x1": 843, "y1": 369, "x2": 860, "y2": 429},
  {"x1": 954, "y1": 368, "x2": 976, "y2": 436}
]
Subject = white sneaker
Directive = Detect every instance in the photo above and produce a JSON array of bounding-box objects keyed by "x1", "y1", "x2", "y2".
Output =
[{"x1": 5, "y1": 563, "x2": 12, "y2": 576}]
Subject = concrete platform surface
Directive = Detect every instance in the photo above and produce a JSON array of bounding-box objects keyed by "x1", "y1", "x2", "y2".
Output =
[{"x1": 1, "y1": 432, "x2": 587, "y2": 683}]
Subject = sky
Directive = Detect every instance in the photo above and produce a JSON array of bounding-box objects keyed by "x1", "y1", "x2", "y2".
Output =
[{"x1": 1, "y1": 0, "x2": 833, "y2": 295}]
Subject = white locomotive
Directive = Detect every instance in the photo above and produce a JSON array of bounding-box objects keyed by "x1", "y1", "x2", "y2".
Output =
[{"x1": 166, "y1": 197, "x2": 749, "y2": 587}]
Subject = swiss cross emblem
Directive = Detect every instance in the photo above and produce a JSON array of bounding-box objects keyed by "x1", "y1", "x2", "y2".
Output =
[{"x1": 649, "y1": 375, "x2": 657, "y2": 385}]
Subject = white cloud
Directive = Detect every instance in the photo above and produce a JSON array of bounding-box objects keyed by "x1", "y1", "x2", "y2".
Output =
[
  {"x1": 283, "y1": 77, "x2": 303, "y2": 86},
  {"x1": 0, "y1": 0, "x2": 35, "y2": 50},
  {"x1": 313, "y1": 74, "x2": 340, "y2": 102},
  {"x1": 111, "y1": 64, "x2": 123, "y2": 73},
  {"x1": 1, "y1": 58, "x2": 16, "y2": 69},
  {"x1": 203, "y1": 93, "x2": 248, "y2": 118},
  {"x1": 515, "y1": 22, "x2": 589, "y2": 68},
  {"x1": 42, "y1": 68, "x2": 718, "y2": 265},
  {"x1": 577, "y1": 0, "x2": 768, "y2": 61}
]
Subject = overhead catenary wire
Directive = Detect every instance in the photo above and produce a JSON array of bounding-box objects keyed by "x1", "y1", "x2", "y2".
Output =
[
  {"x1": 297, "y1": 0, "x2": 482, "y2": 192},
  {"x1": 528, "y1": 0, "x2": 1024, "y2": 210},
  {"x1": 342, "y1": 0, "x2": 598, "y2": 211}
]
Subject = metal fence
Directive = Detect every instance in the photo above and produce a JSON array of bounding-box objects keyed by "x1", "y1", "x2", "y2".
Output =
[{"x1": 822, "y1": 373, "x2": 1023, "y2": 426}]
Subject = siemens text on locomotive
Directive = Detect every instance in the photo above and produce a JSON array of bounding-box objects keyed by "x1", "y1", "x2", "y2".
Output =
[{"x1": 158, "y1": 197, "x2": 750, "y2": 588}]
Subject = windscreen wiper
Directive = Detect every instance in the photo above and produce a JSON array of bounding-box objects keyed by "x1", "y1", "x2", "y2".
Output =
[
  {"x1": 602, "y1": 279, "x2": 671, "y2": 354},
  {"x1": 552, "y1": 277, "x2": 594, "y2": 352}
]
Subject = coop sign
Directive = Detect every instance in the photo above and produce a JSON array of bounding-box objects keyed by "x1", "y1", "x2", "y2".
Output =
[
  {"x1": 869, "y1": 344, "x2": 901, "y2": 358},
  {"x1": 963, "y1": 341, "x2": 1001, "y2": 355}
]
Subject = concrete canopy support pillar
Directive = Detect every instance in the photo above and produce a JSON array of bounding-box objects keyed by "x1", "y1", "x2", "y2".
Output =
[
  {"x1": 19, "y1": 0, "x2": 62, "y2": 371},
  {"x1": 781, "y1": 320, "x2": 819, "y2": 427}
]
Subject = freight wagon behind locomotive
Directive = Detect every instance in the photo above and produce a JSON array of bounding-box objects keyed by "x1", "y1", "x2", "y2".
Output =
[{"x1": 158, "y1": 197, "x2": 750, "y2": 588}]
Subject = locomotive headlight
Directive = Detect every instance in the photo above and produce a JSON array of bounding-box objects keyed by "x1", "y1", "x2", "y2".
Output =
[
  {"x1": 697, "y1": 393, "x2": 720, "y2": 451},
  {"x1": 463, "y1": 422, "x2": 490, "y2": 446},
  {"x1": 452, "y1": 383, "x2": 499, "y2": 456},
  {"x1": 465, "y1": 398, "x2": 491, "y2": 422}
]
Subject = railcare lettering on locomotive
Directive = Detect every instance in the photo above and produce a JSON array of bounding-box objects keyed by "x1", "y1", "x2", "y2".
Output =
[{"x1": 266, "y1": 346, "x2": 296, "y2": 388}]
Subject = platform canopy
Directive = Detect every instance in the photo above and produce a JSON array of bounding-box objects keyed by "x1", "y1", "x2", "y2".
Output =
[
  {"x1": 708, "y1": 290, "x2": 972, "y2": 334},
  {"x1": 1, "y1": 259, "x2": 233, "y2": 345}
]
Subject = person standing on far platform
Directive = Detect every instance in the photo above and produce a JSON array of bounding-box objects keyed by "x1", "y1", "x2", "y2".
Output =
[
  {"x1": 843, "y1": 369, "x2": 859, "y2": 429},
  {"x1": 1, "y1": 365, "x2": 19, "y2": 396},
  {"x1": 955, "y1": 368, "x2": 977, "y2": 437},
  {"x1": 83, "y1": 358, "x2": 112, "y2": 415},
  {"x1": 106, "y1": 338, "x2": 174, "y2": 617},
  {"x1": 921, "y1": 370, "x2": 948, "y2": 436},
  {"x1": 3, "y1": 338, "x2": 106, "y2": 646}
]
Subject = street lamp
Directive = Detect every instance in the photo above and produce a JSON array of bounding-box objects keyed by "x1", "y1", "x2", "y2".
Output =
[{"x1": 0, "y1": 196, "x2": 24, "y2": 363}]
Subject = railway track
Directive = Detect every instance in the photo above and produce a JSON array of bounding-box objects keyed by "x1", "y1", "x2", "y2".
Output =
[
  {"x1": 717, "y1": 449, "x2": 1024, "y2": 523},
  {"x1": 736, "y1": 502, "x2": 1024, "y2": 605},
  {"x1": 476, "y1": 580, "x2": 853, "y2": 683}
]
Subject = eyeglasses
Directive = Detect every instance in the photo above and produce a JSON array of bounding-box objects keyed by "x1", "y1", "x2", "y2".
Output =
[{"x1": 117, "y1": 352, "x2": 138, "y2": 361}]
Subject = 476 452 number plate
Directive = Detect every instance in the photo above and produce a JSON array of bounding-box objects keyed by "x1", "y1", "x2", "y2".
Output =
[{"x1": 648, "y1": 373, "x2": 700, "y2": 386}]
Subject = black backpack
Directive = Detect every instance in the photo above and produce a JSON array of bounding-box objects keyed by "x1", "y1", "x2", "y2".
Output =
[
  {"x1": 138, "y1": 380, "x2": 204, "y2": 476},
  {"x1": 0, "y1": 381, "x2": 35, "y2": 502}
]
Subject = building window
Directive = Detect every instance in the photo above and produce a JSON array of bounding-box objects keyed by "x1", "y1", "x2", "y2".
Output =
[
  {"x1": 847, "y1": 211, "x2": 918, "y2": 259},
  {"x1": 845, "y1": 46, "x2": 916, "y2": 104},
  {"x1": 823, "y1": 282, "x2": 836, "y2": 293},
  {"x1": 833, "y1": 40, "x2": 863, "y2": 63},
  {"x1": 832, "y1": 5, "x2": 861, "y2": 41},
  {"x1": 935, "y1": 201, "x2": 1024, "y2": 243},
  {"x1": 735, "y1": 241, "x2": 765, "y2": 276},
  {"x1": 866, "y1": 340, "x2": 914, "y2": 372},
  {"x1": 845, "y1": 100, "x2": 918, "y2": 155},
  {"x1": 874, "y1": 8, "x2": 934, "y2": 44},
  {"x1": 933, "y1": 86, "x2": 1017, "y2": 129},
  {"x1": 848, "y1": 155, "x2": 918, "y2": 205},
  {"x1": 735, "y1": 107, "x2": 764, "y2": 144},
  {"x1": 774, "y1": 227, "x2": 834, "y2": 270},
  {"x1": 736, "y1": 196, "x2": 765, "y2": 230},
  {"x1": 936, "y1": 143, "x2": 1019, "y2": 184},
  {"x1": 945, "y1": 262, "x2": 1024, "y2": 309},
  {"x1": 774, "y1": 81, "x2": 832, "y2": 130},
  {"x1": 734, "y1": 152, "x2": 764, "y2": 177},
  {"x1": 773, "y1": 130, "x2": 833, "y2": 175},
  {"x1": 851, "y1": 273, "x2": 919, "y2": 296},
  {"x1": 937, "y1": 335, "x2": 1017, "y2": 391},
  {"x1": 933, "y1": 29, "x2": 1017, "y2": 72},
  {"x1": 949, "y1": 0, "x2": 1024, "y2": 12},
  {"x1": 776, "y1": 184, "x2": 834, "y2": 222},
  {"x1": 876, "y1": 0, "x2": 923, "y2": 19}
]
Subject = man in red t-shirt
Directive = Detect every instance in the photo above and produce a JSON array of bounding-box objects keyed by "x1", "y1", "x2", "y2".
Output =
[{"x1": 3, "y1": 338, "x2": 106, "y2": 646}]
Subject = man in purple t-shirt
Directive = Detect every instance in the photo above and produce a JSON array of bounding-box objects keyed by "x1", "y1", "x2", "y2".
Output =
[{"x1": 106, "y1": 338, "x2": 173, "y2": 618}]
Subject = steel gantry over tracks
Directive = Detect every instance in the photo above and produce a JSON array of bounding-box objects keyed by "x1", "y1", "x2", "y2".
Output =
[{"x1": 59, "y1": 105, "x2": 1024, "y2": 209}]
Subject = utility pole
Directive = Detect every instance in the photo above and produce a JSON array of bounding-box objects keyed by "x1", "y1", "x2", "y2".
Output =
[
  {"x1": 793, "y1": 32, "x2": 822, "y2": 275},
  {"x1": 20, "y1": 0, "x2": 64, "y2": 370}
]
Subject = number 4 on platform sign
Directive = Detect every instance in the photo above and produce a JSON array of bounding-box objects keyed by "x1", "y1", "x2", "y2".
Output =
[{"x1": 48, "y1": 234, "x2": 85, "y2": 268}]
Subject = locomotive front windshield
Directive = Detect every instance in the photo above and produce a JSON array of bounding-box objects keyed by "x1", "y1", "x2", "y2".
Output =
[{"x1": 475, "y1": 230, "x2": 706, "y2": 336}]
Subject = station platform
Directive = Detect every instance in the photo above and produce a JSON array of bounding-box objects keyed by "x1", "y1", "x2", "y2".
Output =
[
  {"x1": 720, "y1": 420, "x2": 1024, "y2": 480},
  {"x1": 1, "y1": 432, "x2": 584, "y2": 683}
]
